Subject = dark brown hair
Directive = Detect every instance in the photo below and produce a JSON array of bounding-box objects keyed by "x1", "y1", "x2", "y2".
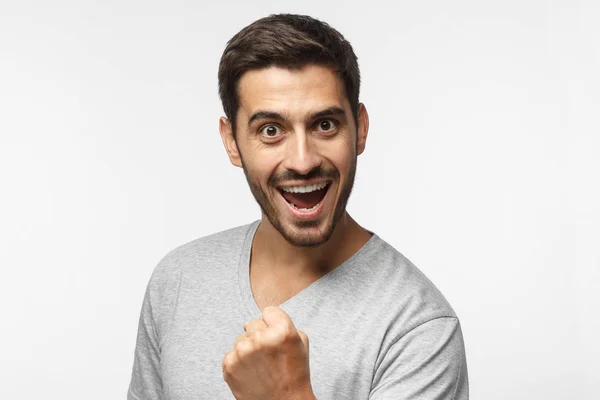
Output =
[{"x1": 218, "y1": 14, "x2": 360, "y2": 134}]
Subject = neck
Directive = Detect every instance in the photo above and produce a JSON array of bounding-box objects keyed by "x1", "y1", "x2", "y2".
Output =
[{"x1": 251, "y1": 212, "x2": 372, "y2": 279}]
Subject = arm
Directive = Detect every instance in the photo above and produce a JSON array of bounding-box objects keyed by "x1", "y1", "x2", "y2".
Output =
[
  {"x1": 127, "y1": 286, "x2": 165, "y2": 400},
  {"x1": 369, "y1": 317, "x2": 469, "y2": 400}
]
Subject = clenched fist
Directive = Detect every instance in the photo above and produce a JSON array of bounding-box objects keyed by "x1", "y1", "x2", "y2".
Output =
[{"x1": 222, "y1": 306, "x2": 316, "y2": 400}]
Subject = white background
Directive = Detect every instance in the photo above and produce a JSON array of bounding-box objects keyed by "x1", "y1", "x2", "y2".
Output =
[{"x1": 1, "y1": 0, "x2": 598, "y2": 399}]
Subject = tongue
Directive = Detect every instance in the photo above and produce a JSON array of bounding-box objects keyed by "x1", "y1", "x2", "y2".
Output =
[{"x1": 282, "y1": 186, "x2": 327, "y2": 209}]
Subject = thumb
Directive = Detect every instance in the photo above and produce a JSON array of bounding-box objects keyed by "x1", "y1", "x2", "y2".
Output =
[
  {"x1": 261, "y1": 306, "x2": 294, "y2": 328},
  {"x1": 297, "y1": 329, "x2": 310, "y2": 352}
]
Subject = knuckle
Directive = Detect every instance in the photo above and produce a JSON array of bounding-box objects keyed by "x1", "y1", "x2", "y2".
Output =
[
  {"x1": 246, "y1": 318, "x2": 266, "y2": 333},
  {"x1": 233, "y1": 334, "x2": 243, "y2": 344},
  {"x1": 279, "y1": 324, "x2": 295, "y2": 342},
  {"x1": 252, "y1": 330, "x2": 268, "y2": 351},
  {"x1": 299, "y1": 330, "x2": 309, "y2": 343},
  {"x1": 275, "y1": 321, "x2": 291, "y2": 335},
  {"x1": 222, "y1": 351, "x2": 236, "y2": 371},
  {"x1": 234, "y1": 338, "x2": 254, "y2": 358}
]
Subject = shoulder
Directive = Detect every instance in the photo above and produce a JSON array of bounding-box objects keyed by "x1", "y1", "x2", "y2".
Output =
[
  {"x1": 359, "y1": 235, "x2": 468, "y2": 387},
  {"x1": 147, "y1": 221, "x2": 257, "y2": 292},
  {"x1": 359, "y1": 234, "x2": 459, "y2": 335},
  {"x1": 139, "y1": 221, "x2": 257, "y2": 334}
]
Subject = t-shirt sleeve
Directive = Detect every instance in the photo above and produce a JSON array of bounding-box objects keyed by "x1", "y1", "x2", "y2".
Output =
[
  {"x1": 127, "y1": 285, "x2": 165, "y2": 400},
  {"x1": 369, "y1": 316, "x2": 469, "y2": 400}
]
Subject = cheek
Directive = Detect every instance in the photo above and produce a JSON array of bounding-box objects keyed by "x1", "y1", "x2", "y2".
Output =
[
  {"x1": 321, "y1": 141, "x2": 355, "y2": 174},
  {"x1": 247, "y1": 153, "x2": 282, "y2": 184}
]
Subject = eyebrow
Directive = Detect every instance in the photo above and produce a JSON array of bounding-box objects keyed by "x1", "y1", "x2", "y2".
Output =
[{"x1": 247, "y1": 106, "x2": 346, "y2": 128}]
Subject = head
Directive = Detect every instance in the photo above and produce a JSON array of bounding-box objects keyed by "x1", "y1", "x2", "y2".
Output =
[
  {"x1": 218, "y1": 14, "x2": 369, "y2": 247},
  {"x1": 218, "y1": 14, "x2": 361, "y2": 136}
]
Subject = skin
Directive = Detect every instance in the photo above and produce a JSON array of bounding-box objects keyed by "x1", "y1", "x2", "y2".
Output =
[
  {"x1": 219, "y1": 64, "x2": 371, "y2": 399},
  {"x1": 223, "y1": 306, "x2": 315, "y2": 400}
]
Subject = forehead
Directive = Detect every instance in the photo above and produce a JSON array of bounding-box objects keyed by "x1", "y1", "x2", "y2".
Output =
[{"x1": 237, "y1": 65, "x2": 348, "y2": 118}]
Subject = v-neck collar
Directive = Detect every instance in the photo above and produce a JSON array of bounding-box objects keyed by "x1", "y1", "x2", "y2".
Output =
[{"x1": 237, "y1": 220, "x2": 380, "y2": 319}]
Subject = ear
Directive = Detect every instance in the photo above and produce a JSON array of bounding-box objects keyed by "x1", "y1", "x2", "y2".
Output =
[
  {"x1": 356, "y1": 103, "x2": 369, "y2": 156},
  {"x1": 219, "y1": 117, "x2": 243, "y2": 168}
]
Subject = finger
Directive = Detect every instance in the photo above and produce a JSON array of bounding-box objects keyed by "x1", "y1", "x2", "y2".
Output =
[
  {"x1": 262, "y1": 306, "x2": 294, "y2": 329},
  {"x1": 234, "y1": 334, "x2": 256, "y2": 361},
  {"x1": 234, "y1": 332, "x2": 250, "y2": 347},
  {"x1": 222, "y1": 350, "x2": 237, "y2": 378},
  {"x1": 244, "y1": 318, "x2": 268, "y2": 333},
  {"x1": 261, "y1": 307, "x2": 303, "y2": 347},
  {"x1": 297, "y1": 329, "x2": 310, "y2": 352}
]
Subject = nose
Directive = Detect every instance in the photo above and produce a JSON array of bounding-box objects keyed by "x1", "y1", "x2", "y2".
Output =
[{"x1": 282, "y1": 129, "x2": 322, "y2": 176}]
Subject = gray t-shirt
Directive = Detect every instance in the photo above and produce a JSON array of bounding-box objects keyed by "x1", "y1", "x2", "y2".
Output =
[{"x1": 128, "y1": 221, "x2": 468, "y2": 399}]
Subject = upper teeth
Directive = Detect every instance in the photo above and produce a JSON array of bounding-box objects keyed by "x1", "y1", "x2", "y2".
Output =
[{"x1": 281, "y1": 182, "x2": 328, "y2": 193}]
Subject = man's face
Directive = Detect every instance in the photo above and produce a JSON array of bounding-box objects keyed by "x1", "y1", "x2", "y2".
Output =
[{"x1": 221, "y1": 65, "x2": 368, "y2": 247}]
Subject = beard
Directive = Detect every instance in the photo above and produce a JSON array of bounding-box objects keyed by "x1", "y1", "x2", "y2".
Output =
[{"x1": 240, "y1": 156, "x2": 357, "y2": 248}]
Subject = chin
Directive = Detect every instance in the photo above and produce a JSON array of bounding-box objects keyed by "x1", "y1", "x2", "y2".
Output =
[
  {"x1": 280, "y1": 227, "x2": 332, "y2": 247},
  {"x1": 275, "y1": 214, "x2": 337, "y2": 248}
]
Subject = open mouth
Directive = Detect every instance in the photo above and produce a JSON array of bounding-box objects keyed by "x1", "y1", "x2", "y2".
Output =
[{"x1": 278, "y1": 182, "x2": 331, "y2": 212}]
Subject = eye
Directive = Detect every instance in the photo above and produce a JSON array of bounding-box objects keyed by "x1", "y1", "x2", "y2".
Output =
[
  {"x1": 315, "y1": 119, "x2": 337, "y2": 133},
  {"x1": 259, "y1": 124, "x2": 282, "y2": 139}
]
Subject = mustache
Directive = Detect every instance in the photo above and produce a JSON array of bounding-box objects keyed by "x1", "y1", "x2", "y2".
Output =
[{"x1": 268, "y1": 167, "x2": 339, "y2": 186}]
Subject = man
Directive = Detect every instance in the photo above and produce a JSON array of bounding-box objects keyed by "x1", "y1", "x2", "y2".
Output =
[{"x1": 128, "y1": 14, "x2": 468, "y2": 400}]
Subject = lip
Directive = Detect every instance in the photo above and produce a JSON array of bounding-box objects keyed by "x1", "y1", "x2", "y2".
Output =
[{"x1": 276, "y1": 182, "x2": 332, "y2": 220}]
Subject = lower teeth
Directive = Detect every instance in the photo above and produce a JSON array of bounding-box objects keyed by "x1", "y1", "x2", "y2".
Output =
[{"x1": 292, "y1": 202, "x2": 320, "y2": 211}]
